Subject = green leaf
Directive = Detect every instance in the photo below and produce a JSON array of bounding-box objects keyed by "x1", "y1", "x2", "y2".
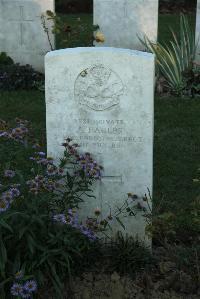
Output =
[
  {"x1": 0, "y1": 219, "x2": 13, "y2": 232},
  {"x1": 0, "y1": 236, "x2": 7, "y2": 275}
]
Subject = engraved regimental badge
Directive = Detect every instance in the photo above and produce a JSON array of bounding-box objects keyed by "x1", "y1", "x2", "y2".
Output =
[{"x1": 74, "y1": 65, "x2": 124, "y2": 111}]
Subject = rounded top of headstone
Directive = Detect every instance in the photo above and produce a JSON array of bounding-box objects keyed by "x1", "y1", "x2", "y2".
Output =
[{"x1": 45, "y1": 47, "x2": 155, "y2": 61}]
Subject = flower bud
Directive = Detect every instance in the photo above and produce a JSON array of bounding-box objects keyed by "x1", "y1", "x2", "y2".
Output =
[
  {"x1": 95, "y1": 31, "x2": 105, "y2": 43},
  {"x1": 94, "y1": 207, "x2": 101, "y2": 216}
]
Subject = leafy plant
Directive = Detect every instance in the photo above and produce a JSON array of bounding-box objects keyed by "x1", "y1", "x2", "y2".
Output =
[
  {"x1": 0, "y1": 119, "x2": 103, "y2": 298},
  {"x1": 0, "y1": 52, "x2": 14, "y2": 66},
  {"x1": 140, "y1": 14, "x2": 199, "y2": 95},
  {"x1": 0, "y1": 119, "x2": 153, "y2": 297},
  {"x1": 0, "y1": 64, "x2": 44, "y2": 91},
  {"x1": 41, "y1": 10, "x2": 99, "y2": 50},
  {"x1": 183, "y1": 64, "x2": 200, "y2": 97},
  {"x1": 107, "y1": 232, "x2": 153, "y2": 277}
]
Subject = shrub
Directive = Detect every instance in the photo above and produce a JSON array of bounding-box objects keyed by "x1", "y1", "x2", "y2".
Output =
[
  {"x1": 0, "y1": 52, "x2": 14, "y2": 66},
  {"x1": 0, "y1": 64, "x2": 44, "y2": 91},
  {"x1": 0, "y1": 119, "x2": 102, "y2": 298},
  {"x1": 184, "y1": 64, "x2": 200, "y2": 97}
]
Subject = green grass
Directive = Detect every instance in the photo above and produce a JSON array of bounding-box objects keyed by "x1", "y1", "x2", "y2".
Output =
[
  {"x1": 154, "y1": 97, "x2": 200, "y2": 210},
  {"x1": 1, "y1": 91, "x2": 200, "y2": 212},
  {"x1": 0, "y1": 91, "x2": 46, "y2": 146},
  {"x1": 57, "y1": 13, "x2": 93, "y2": 49}
]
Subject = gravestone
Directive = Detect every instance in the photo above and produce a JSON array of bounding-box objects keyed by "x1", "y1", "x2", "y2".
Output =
[
  {"x1": 94, "y1": 0, "x2": 159, "y2": 50},
  {"x1": 0, "y1": 0, "x2": 54, "y2": 72},
  {"x1": 196, "y1": 0, "x2": 200, "y2": 61},
  {"x1": 45, "y1": 47, "x2": 155, "y2": 242}
]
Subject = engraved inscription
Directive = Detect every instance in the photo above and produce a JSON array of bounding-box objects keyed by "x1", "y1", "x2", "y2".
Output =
[
  {"x1": 74, "y1": 65, "x2": 124, "y2": 111},
  {"x1": 70, "y1": 118, "x2": 143, "y2": 150}
]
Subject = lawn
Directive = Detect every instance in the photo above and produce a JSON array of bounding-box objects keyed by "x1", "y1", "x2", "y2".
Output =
[
  {"x1": 57, "y1": 13, "x2": 94, "y2": 48},
  {"x1": 154, "y1": 97, "x2": 200, "y2": 211}
]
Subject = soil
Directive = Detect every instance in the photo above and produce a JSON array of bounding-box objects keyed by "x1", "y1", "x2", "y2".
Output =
[
  {"x1": 39, "y1": 246, "x2": 200, "y2": 299},
  {"x1": 71, "y1": 271, "x2": 200, "y2": 299},
  {"x1": 71, "y1": 248, "x2": 200, "y2": 299}
]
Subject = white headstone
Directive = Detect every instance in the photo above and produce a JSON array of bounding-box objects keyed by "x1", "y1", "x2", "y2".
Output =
[
  {"x1": 196, "y1": 0, "x2": 200, "y2": 61},
  {"x1": 0, "y1": 0, "x2": 54, "y2": 72},
  {"x1": 45, "y1": 47, "x2": 155, "y2": 242},
  {"x1": 94, "y1": 0, "x2": 159, "y2": 50}
]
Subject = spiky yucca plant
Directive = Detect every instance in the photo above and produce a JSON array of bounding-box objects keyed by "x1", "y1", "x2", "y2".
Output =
[{"x1": 140, "y1": 15, "x2": 199, "y2": 95}]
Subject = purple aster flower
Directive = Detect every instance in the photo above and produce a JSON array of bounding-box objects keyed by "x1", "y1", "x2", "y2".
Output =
[
  {"x1": 10, "y1": 283, "x2": 23, "y2": 296},
  {"x1": 10, "y1": 188, "x2": 20, "y2": 198},
  {"x1": 4, "y1": 169, "x2": 15, "y2": 178},
  {"x1": 68, "y1": 209, "x2": 73, "y2": 216},
  {"x1": 20, "y1": 126, "x2": 28, "y2": 133},
  {"x1": 44, "y1": 180, "x2": 56, "y2": 192},
  {"x1": 15, "y1": 270, "x2": 24, "y2": 280},
  {"x1": 0, "y1": 131, "x2": 8, "y2": 137},
  {"x1": 69, "y1": 213, "x2": 79, "y2": 229},
  {"x1": 57, "y1": 168, "x2": 65, "y2": 176},
  {"x1": 34, "y1": 175, "x2": 44, "y2": 183},
  {"x1": 36, "y1": 158, "x2": 49, "y2": 166},
  {"x1": 11, "y1": 127, "x2": 22, "y2": 135},
  {"x1": 11, "y1": 183, "x2": 21, "y2": 188},
  {"x1": 67, "y1": 212, "x2": 97, "y2": 241},
  {"x1": 80, "y1": 225, "x2": 97, "y2": 241},
  {"x1": 20, "y1": 289, "x2": 31, "y2": 298},
  {"x1": 53, "y1": 214, "x2": 67, "y2": 224},
  {"x1": 29, "y1": 157, "x2": 36, "y2": 161},
  {"x1": 23, "y1": 280, "x2": 37, "y2": 293},
  {"x1": 2, "y1": 191, "x2": 14, "y2": 203},
  {"x1": 37, "y1": 151, "x2": 46, "y2": 157},
  {"x1": 32, "y1": 144, "x2": 40, "y2": 149},
  {"x1": 27, "y1": 179, "x2": 39, "y2": 188},
  {"x1": 46, "y1": 164, "x2": 57, "y2": 176},
  {"x1": 0, "y1": 199, "x2": 9, "y2": 212}
]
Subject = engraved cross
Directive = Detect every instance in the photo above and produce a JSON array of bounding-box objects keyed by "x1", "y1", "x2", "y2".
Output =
[
  {"x1": 98, "y1": 153, "x2": 123, "y2": 208},
  {"x1": 9, "y1": 6, "x2": 34, "y2": 46},
  {"x1": 123, "y1": 0, "x2": 128, "y2": 17}
]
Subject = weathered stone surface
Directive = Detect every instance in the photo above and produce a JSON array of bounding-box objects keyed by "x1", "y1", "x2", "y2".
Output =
[
  {"x1": 196, "y1": 0, "x2": 200, "y2": 61},
  {"x1": 0, "y1": 0, "x2": 54, "y2": 72},
  {"x1": 94, "y1": 0, "x2": 159, "y2": 50},
  {"x1": 45, "y1": 47, "x2": 155, "y2": 242}
]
